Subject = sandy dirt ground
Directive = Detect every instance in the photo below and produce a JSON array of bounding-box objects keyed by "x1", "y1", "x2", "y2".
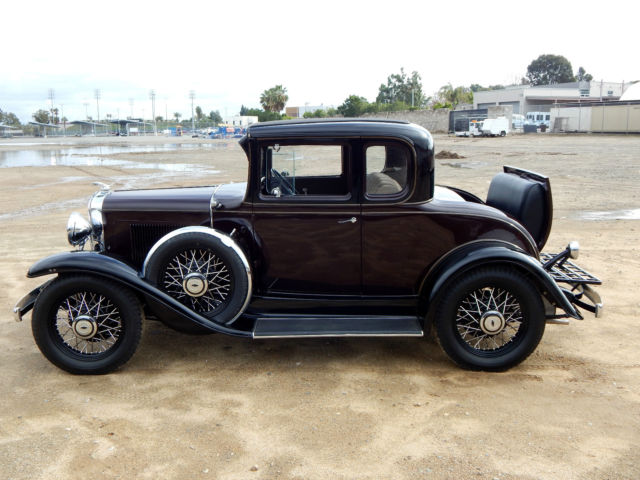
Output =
[{"x1": 0, "y1": 133, "x2": 638, "y2": 480}]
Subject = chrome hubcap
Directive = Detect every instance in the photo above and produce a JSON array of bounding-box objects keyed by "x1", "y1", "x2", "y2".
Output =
[
  {"x1": 456, "y1": 287, "x2": 523, "y2": 351},
  {"x1": 55, "y1": 291, "x2": 122, "y2": 355},
  {"x1": 72, "y1": 315, "x2": 98, "y2": 339},
  {"x1": 479, "y1": 310, "x2": 506, "y2": 335},
  {"x1": 183, "y1": 272, "x2": 208, "y2": 297},
  {"x1": 163, "y1": 248, "x2": 231, "y2": 314}
]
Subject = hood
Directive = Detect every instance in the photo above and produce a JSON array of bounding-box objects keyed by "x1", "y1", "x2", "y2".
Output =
[
  {"x1": 213, "y1": 182, "x2": 247, "y2": 210},
  {"x1": 103, "y1": 186, "x2": 215, "y2": 213}
]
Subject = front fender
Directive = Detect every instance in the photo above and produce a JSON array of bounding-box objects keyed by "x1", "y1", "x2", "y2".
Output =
[
  {"x1": 27, "y1": 252, "x2": 252, "y2": 336},
  {"x1": 423, "y1": 242, "x2": 580, "y2": 319}
]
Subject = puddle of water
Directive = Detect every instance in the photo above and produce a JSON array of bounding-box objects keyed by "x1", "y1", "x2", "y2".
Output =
[
  {"x1": 1, "y1": 167, "x2": 221, "y2": 221},
  {"x1": 440, "y1": 161, "x2": 487, "y2": 169},
  {"x1": 580, "y1": 208, "x2": 640, "y2": 220},
  {"x1": 0, "y1": 143, "x2": 236, "y2": 168}
]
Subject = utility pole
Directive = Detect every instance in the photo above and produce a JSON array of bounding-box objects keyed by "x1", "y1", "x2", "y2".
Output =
[
  {"x1": 94, "y1": 89, "x2": 101, "y2": 133},
  {"x1": 189, "y1": 90, "x2": 195, "y2": 133},
  {"x1": 48, "y1": 88, "x2": 55, "y2": 124},
  {"x1": 83, "y1": 102, "x2": 89, "y2": 120},
  {"x1": 150, "y1": 89, "x2": 157, "y2": 136},
  {"x1": 129, "y1": 98, "x2": 134, "y2": 119}
]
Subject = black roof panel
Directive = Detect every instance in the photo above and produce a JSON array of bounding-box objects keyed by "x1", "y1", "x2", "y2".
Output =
[{"x1": 247, "y1": 118, "x2": 432, "y2": 149}]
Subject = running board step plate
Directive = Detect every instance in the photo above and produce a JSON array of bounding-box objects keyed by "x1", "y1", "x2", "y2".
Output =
[{"x1": 253, "y1": 316, "x2": 423, "y2": 338}]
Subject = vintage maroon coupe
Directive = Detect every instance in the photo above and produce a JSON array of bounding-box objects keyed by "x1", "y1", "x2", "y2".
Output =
[{"x1": 14, "y1": 119, "x2": 602, "y2": 374}]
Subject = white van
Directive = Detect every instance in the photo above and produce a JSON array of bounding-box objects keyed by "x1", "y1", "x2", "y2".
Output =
[{"x1": 479, "y1": 117, "x2": 509, "y2": 137}]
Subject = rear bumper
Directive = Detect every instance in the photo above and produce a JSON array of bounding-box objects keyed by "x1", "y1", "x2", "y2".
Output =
[
  {"x1": 12, "y1": 280, "x2": 53, "y2": 322},
  {"x1": 562, "y1": 284, "x2": 604, "y2": 318}
]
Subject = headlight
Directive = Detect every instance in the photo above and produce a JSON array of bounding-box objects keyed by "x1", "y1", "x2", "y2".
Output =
[{"x1": 67, "y1": 213, "x2": 92, "y2": 247}]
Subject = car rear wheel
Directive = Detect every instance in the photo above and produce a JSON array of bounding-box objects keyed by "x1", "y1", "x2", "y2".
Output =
[
  {"x1": 31, "y1": 275, "x2": 143, "y2": 374},
  {"x1": 434, "y1": 267, "x2": 545, "y2": 371},
  {"x1": 144, "y1": 231, "x2": 250, "y2": 329}
]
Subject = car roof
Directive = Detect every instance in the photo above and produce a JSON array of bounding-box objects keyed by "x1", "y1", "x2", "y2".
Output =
[{"x1": 246, "y1": 118, "x2": 433, "y2": 149}]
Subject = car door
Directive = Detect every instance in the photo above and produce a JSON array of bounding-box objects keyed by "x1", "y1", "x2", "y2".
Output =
[
  {"x1": 361, "y1": 141, "x2": 418, "y2": 296},
  {"x1": 252, "y1": 141, "x2": 361, "y2": 295}
]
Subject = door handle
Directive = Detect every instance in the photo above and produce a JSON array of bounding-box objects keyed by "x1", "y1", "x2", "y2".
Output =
[{"x1": 338, "y1": 217, "x2": 357, "y2": 224}]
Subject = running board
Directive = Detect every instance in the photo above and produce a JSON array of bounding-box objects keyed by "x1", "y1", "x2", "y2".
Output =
[{"x1": 252, "y1": 316, "x2": 424, "y2": 338}]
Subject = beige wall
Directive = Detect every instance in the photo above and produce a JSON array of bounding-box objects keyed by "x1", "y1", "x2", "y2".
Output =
[{"x1": 591, "y1": 105, "x2": 640, "y2": 133}]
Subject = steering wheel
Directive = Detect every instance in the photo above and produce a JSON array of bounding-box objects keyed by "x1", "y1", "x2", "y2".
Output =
[{"x1": 270, "y1": 168, "x2": 296, "y2": 195}]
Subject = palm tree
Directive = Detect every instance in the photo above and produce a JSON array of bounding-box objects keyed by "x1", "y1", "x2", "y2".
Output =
[
  {"x1": 260, "y1": 85, "x2": 289, "y2": 113},
  {"x1": 174, "y1": 112, "x2": 182, "y2": 123}
]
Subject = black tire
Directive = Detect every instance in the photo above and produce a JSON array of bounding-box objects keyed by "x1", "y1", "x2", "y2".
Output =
[
  {"x1": 500, "y1": 131, "x2": 506, "y2": 137},
  {"x1": 434, "y1": 267, "x2": 545, "y2": 371},
  {"x1": 31, "y1": 275, "x2": 143, "y2": 375},
  {"x1": 144, "y1": 231, "x2": 250, "y2": 327}
]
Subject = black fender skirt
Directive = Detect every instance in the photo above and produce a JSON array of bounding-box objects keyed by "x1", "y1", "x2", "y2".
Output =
[
  {"x1": 426, "y1": 244, "x2": 581, "y2": 320},
  {"x1": 26, "y1": 252, "x2": 251, "y2": 337}
]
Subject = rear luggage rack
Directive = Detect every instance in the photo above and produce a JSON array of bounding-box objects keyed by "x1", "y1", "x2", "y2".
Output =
[{"x1": 540, "y1": 253, "x2": 601, "y2": 285}]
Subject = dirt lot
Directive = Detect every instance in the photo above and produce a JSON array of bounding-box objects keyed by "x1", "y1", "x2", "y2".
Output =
[{"x1": 1, "y1": 133, "x2": 639, "y2": 480}]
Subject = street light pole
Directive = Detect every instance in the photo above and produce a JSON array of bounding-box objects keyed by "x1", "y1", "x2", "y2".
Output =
[
  {"x1": 150, "y1": 89, "x2": 157, "y2": 136},
  {"x1": 189, "y1": 90, "x2": 195, "y2": 134},
  {"x1": 94, "y1": 89, "x2": 101, "y2": 134},
  {"x1": 48, "y1": 88, "x2": 55, "y2": 124}
]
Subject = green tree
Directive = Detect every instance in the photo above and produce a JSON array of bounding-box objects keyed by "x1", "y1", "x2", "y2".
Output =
[
  {"x1": 208, "y1": 110, "x2": 222, "y2": 124},
  {"x1": 240, "y1": 106, "x2": 263, "y2": 117},
  {"x1": 376, "y1": 68, "x2": 426, "y2": 107},
  {"x1": 337, "y1": 95, "x2": 370, "y2": 117},
  {"x1": 0, "y1": 109, "x2": 21, "y2": 126},
  {"x1": 526, "y1": 54, "x2": 575, "y2": 86},
  {"x1": 436, "y1": 84, "x2": 473, "y2": 107},
  {"x1": 155, "y1": 116, "x2": 164, "y2": 122},
  {"x1": 173, "y1": 112, "x2": 182, "y2": 123},
  {"x1": 470, "y1": 84, "x2": 505, "y2": 92},
  {"x1": 303, "y1": 109, "x2": 329, "y2": 118},
  {"x1": 32, "y1": 109, "x2": 51, "y2": 124},
  {"x1": 195, "y1": 106, "x2": 205, "y2": 121},
  {"x1": 576, "y1": 66, "x2": 593, "y2": 82},
  {"x1": 260, "y1": 85, "x2": 289, "y2": 112}
]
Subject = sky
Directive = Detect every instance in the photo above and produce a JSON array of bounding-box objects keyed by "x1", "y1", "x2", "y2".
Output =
[{"x1": 1, "y1": 0, "x2": 638, "y2": 124}]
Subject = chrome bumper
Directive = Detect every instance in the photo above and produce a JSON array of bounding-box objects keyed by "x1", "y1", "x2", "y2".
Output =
[{"x1": 12, "y1": 280, "x2": 53, "y2": 322}]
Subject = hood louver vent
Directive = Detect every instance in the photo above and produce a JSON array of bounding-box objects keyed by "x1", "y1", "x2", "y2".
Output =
[{"x1": 130, "y1": 224, "x2": 184, "y2": 267}]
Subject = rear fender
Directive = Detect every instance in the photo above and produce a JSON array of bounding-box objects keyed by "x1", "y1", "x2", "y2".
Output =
[
  {"x1": 422, "y1": 242, "x2": 580, "y2": 320},
  {"x1": 26, "y1": 252, "x2": 251, "y2": 336}
]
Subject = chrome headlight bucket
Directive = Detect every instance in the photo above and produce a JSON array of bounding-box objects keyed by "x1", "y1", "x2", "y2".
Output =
[
  {"x1": 67, "y1": 213, "x2": 92, "y2": 247},
  {"x1": 88, "y1": 188, "x2": 109, "y2": 251}
]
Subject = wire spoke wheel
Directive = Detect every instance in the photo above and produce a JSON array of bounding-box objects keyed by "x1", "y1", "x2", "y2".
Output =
[
  {"x1": 54, "y1": 291, "x2": 123, "y2": 355},
  {"x1": 32, "y1": 275, "x2": 142, "y2": 374},
  {"x1": 455, "y1": 287, "x2": 523, "y2": 353},
  {"x1": 435, "y1": 267, "x2": 545, "y2": 371},
  {"x1": 162, "y1": 248, "x2": 232, "y2": 315}
]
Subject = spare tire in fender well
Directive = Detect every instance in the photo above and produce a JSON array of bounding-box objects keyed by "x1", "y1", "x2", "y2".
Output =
[{"x1": 143, "y1": 227, "x2": 252, "y2": 326}]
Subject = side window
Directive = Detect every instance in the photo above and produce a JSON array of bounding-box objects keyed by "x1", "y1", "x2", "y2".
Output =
[
  {"x1": 261, "y1": 144, "x2": 348, "y2": 198},
  {"x1": 365, "y1": 144, "x2": 409, "y2": 197}
]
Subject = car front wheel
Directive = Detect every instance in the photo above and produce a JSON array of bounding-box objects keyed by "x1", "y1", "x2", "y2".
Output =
[
  {"x1": 31, "y1": 275, "x2": 143, "y2": 374},
  {"x1": 434, "y1": 267, "x2": 545, "y2": 371}
]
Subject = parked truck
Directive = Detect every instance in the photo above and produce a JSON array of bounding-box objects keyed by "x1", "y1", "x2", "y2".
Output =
[{"x1": 479, "y1": 117, "x2": 509, "y2": 137}]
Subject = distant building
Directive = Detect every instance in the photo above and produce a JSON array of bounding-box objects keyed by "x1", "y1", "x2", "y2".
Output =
[
  {"x1": 223, "y1": 115, "x2": 258, "y2": 127},
  {"x1": 285, "y1": 105, "x2": 334, "y2": 118},
  {"x1": 473, "y1": 81, "x2": 626, "y2": 114}
]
